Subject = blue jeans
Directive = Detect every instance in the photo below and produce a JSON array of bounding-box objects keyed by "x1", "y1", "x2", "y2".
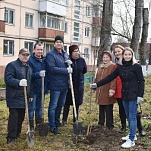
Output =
[
  {"x1": 122, "y1": 100, "x2": 138, "y2": 141},
  {"x1": 48, "y1": 89, "x2": 68, "y2": 130},
  {"x1": 28, "y1": 93, "x2": 42, "y2": 120}
]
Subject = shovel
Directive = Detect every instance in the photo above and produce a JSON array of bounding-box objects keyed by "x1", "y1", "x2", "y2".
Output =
[
  {"x1": 38, "y1": 76, "x2": 49, "y2": 136},
  {"x1": 86, "y1": 89, "x2": 93, "y2": 137},
  {"x1": 24, "y1": 86, "x2": 34, "y2": 148},
  {"x1": 67, "y1": 64, "x2": 83, "y2": 135}
]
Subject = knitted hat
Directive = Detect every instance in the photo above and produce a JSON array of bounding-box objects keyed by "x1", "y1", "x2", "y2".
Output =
[
  {"x1": 69, "y1": 45, "x2": 79, "y2": 55},
  {"x1": 54, "y1": 35, "x2": 64, "y2": 43}
]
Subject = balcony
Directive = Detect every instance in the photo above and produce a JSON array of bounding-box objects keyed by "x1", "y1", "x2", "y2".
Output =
[
  {"x1": 38, "y1": 28, "x2": 64, "y2": 39},
  {"x1": 39, "y1": 0, "x2": 66, "y2": 17},
  {"x1": 0, "y1": 20, "x2": 5, "y2": 32},
  {"x1": 92, "y1": 37, "x2": 100, "y2": 46}
]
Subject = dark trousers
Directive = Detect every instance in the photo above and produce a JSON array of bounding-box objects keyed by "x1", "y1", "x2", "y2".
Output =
[
  {"x1": 137, "y1": 112, "x2": 143, "y2": 132},
  {"x1": 7, "y1": 108, "x2": 25, "y2": 140},
  {"x1": 117, "y1": 98, "x2": 126, "y2": 128},
  {"x1": 62, "y1": 104, "x2": 79, "y2": 122},
  {"x1": 98, "y1": 104, "x2": 114, "y2": 128}
]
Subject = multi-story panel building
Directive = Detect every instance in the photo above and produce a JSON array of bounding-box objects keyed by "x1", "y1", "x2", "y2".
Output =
[{"x1": 0, "y1": 0, "x2": 102, "y2": 78}]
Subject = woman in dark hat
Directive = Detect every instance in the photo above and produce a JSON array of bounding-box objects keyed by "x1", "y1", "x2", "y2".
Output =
[{"x1": 62, "y1": 45, "x2": 87, "y2": 125}]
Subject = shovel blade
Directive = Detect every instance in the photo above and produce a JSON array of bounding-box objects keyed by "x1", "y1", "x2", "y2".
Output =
[
  {"x1": 38, "y1": 123, "x2": 49, "y2": 136},
  {"x1": 73, "y1": 121, "x2": 83, "y2": 135},
  {"x1": 26, "y1": 130, "x2": 34, "y2": 148}
]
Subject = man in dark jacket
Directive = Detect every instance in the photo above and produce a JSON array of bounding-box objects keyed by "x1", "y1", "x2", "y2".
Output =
[
  {"x1": 28, "y1": 42, "x2": 48, "y2": 130},
  {"x1": 46, "y1": 35, "x2": 72, "y2": 134},
  {"x1": 4, "y1": 48, "x2": 32, "y2": 144}
]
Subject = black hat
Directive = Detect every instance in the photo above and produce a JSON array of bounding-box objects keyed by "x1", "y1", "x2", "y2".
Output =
[
  {"x1": 54, "y1": 35, "x2": 64, "y2": 43},
  {"x1": 69, "y1": 45, "x2": 79, "y2": 55}
]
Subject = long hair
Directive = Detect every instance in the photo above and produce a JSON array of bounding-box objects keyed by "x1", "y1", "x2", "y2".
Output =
[{"x1": 119, "y1": 47, "x2": 137, "y2": 65}]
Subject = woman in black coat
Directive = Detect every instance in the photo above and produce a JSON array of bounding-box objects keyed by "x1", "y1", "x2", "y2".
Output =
[
  {"x1": 62, "y1": 45, "x2": 87, "y2": 124},
  {"x1": 90, "y1": 47, "x2": 145, "y2": 149}
]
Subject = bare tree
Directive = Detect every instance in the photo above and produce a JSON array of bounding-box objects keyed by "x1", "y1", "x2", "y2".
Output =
[
  {"x1": 139, "y1": 8, "x2": 149, "y2": 65},
  {"x1": 130, "y1": 0, "x2": 144, "y2": 55},
  {"x1": 97, "y1": 0, "x2": 113, "y2": 66}
]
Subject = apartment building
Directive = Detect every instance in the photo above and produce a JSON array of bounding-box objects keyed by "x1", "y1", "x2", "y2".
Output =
[{"x1": 0, "y1": 0, "x2": 102, "y2": 78}]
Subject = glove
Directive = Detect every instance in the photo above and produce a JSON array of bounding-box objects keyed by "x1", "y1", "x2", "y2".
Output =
[
  {"x1": 67, "y1": 67, "x2": 73, "y2": 73},
  {"x1": 19, "y1": 79, "x2": 27, "y2": 86},
  {"x1": 137, "y1": 97, "x2": 143, "y2": 104},
  {"x1": 65, "y1": 60, "x2": 72, "y2": 65},
  {"x1": 90, "y1": 83, "x2": 97, "y2": 89},
  {"x1": 29, "y1": 98, "x2": 33, "y2": 102},
  {"x1": 39, "y1": 70, "x2": 46, "y2": 77}
]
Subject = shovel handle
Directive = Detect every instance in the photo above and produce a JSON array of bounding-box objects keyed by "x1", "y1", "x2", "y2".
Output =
[
  {"x1": 68, "y1": 64, "x2": 78, "y2": 120},
  {"x1": 24, "y1": 86, "x2": 30, "y2": 128},
  {"x1": 41, "y1": 76, "x2": 44, "y2": 119}
]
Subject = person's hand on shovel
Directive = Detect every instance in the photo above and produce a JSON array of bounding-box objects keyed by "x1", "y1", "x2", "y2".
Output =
[
  {"x1": 19, "y1": 79, "x2": 27, "y2": 86},
  {"x1": 39, "y1": 70, "x2": 46, "y2": 77},
  {"x1": 90, "y1": 83, "x2": 97, "y2": 90}
]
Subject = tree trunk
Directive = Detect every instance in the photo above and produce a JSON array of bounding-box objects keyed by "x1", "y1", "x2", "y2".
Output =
[
  {"x1": 139, "y1": 8, "x2": 149, "y2": 65},
  {"x1": 130, "y1": 0, "x2": 144, "y2": 58},
  {"x1": 97, "y1": 0, "x2": 113, "y2": 66}
]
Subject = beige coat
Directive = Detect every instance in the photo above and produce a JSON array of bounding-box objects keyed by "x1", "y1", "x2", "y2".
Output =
[{"x1": 95, "y1": 62, "x2": 116, "y2": 105}]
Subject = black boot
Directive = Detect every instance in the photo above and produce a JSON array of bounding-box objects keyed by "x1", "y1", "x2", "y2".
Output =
[
  {"x1": 29, "y1": 120, "x2": 34, "y2": 131},
  {"x1": 119, "y1": 125, "x2": 126, "y2": 133},
  {"x1": 35, "y1": 116, "x2": 44, "y2": 130}
]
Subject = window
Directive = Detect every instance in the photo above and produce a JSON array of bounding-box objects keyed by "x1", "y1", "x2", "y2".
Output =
[
  {"x1": 39, "y1": 14, "x2": 64, "y2": 31},
  {"x1": 74, "y1": 0, "x2": 80, "y2": 19},
  {"x1": 84, "y1": 48, "x2": 89, "y2": 58},
  {"x1": 45, "y1": 43, "x2": 53, "y2": 54},
  {"x1": 73, "y1": 22, "x2": 80, "y2": 42},
  {"x1": 64, "y1": 22, "x2": 68, "y2": 33},
  {"x1": 5, "y1": 8, "x2": 15, "y2": 24},
  {"x1": 86, "y1": 5, "x2": 91, "y2": 17},
  {"x1": 85, "y1": 27, "x2": 90, "y2": 37},
  {"x1": 64, "y1": 45, "x2": 67, "y2": 52},
  {"x1": 25, "y1": 13, "x2": 34, "y2": 28},
  {"x1": 3, "y1": 40, "x2": 14, "y2": 55},
  {"x1": 24, "y1": 42, "x2": 34, "y2": 53}
]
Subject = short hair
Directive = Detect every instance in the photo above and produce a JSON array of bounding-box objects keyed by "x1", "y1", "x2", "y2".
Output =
[{"x1": 34, "y1": 42, "x2": 43, "y2": 49}]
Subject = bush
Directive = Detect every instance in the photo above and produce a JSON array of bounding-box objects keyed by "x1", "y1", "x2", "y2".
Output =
[{"x1": 0, "y1": 79, "x2": 5, "y2": 88}]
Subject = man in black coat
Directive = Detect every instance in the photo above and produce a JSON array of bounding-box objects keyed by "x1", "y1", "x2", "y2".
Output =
[{"x1": 4, "y1": 48, "x2": 33, "y2": 145}]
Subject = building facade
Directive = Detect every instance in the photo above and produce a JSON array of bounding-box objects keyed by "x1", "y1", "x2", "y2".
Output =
[{"x1": 0, "y1": 0, "x2": 102, "y2": 78}]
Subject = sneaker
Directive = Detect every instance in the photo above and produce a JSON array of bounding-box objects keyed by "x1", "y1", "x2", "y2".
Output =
[
  {"x1": 121, "y1": 139, "x2": 135, "y2": 148},
  {"x1": 50, "y1": 128, "x2": 61, "y2": 134},
  {"x1": 62, "y1": 120, "x2": 67, "y2": 126},
  {"x1": 122, "y1": 134, "x2": 137, "y2": 141}
]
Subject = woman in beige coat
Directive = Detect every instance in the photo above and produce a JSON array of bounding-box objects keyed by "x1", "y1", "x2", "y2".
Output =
[{"x1": 94, "y1": 51, "x2": 116, "y2": 129}]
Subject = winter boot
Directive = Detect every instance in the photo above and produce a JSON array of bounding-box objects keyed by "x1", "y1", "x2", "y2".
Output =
[
  {"x1": 29, "y1": 120, "x2": 34, "y2": 131},
  {"x1": 35, "y1": 116, "x2": 44, "y2": 130}
]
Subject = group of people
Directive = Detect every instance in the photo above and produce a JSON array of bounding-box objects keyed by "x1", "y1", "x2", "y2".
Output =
[
  {"x1": 4, "y1": 34, "x2": 146, "y2": 149},
  {"x1": 4, "y1": 35, "x2": 87, "y2": 144},
  {"x1": 91, "y1": 45, "x2": 146, "y2": 148}
]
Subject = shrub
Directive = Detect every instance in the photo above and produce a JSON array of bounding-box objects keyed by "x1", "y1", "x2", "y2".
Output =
[{"x1": 0, "y1": 79, "x2": 5, "y2": 88}]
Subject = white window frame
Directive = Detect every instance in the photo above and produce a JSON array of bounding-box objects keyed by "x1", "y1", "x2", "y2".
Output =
[
  {"x1": 85, "y1": 27, "x2": 90, "y2": 37},
  {"x1": 25, "y1": 13, "x2": 34, "y2": 28},
  {"x1": 24, "y1": 41, "x2": 34, "y2": 53},
  {"x1": 74, "y1": 0, "x2": 80, "y2": 19},
  {"x1": 84, "y1": 48, "x2": 89, "y2": 58},
  {"x1": 86, "y1": 5, "x2": 91, "y2": 17},
  {"x1": 64, "y1": 22, "x2": 68, "y2": 33},
  {"x1": 5, "y1": 8, "x2": 15, "y2": 24},
  {"x1": 73, "y1": 22, "x2": 80, "y2": 42},
  {"x1": 3, "y1": 40, "x2": 14, "y2": 56}
]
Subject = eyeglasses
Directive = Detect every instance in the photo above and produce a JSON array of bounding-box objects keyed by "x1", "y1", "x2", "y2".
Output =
[
  {"x1": 22, "y1": 54, "x2": 29, "y2": 56},
  {"x1": 73, "y1": 50, "x2": 80, "y2": 53}
]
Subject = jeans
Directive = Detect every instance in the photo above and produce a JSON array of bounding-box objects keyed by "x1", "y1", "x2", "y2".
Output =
[
  {"x1": 28, "y1": 93, "x2": 42, "y2": 120},
  {"x1": 7, "y1": 108, "x2": 25, "y2": 140},
  {"x1": 122, "y1": 100, "x2": 138, "y2": 141},
  {"x1": 48, "y1": 89, "x2": 68, "y2": 130}
]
